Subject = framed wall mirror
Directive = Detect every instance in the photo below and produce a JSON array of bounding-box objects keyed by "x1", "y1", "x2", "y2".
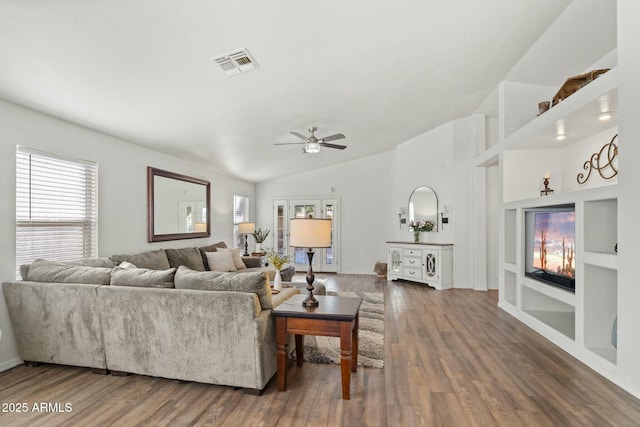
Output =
[
  {"x1": 147, "y1": 167, "x2": 211, "y2": 242},
  {"x1": 408, "y1": 186, "x2": 438, "y2": 232}
]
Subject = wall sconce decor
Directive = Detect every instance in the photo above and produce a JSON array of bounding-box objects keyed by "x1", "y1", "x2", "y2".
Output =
[
  {"x1": 439, "y1": 205, "x2": 449, "y2": 229},
  {"x1": 540, "y1": 173, "x2": 554, "y2": 196},
  {"x1": 398, "y1": 207, "x2": 406, "y2": 228},
  {"x1": 577, "y1": 134, "x2": 618, "y2": 184}
]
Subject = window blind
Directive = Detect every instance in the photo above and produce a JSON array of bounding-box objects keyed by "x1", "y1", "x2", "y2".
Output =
[
  {"x1": 233, "y1": 194, "x2": 249, "y2": 248},
  {"x1": 16, "y1": 146, "x2": 98, "y2": 278}
]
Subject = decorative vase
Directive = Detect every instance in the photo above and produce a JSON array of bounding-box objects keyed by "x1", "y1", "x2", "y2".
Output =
[
  {"x1": 274, "y1": 268, "x2": 282, "y2": 291},
  {"x1": 255, "y1": 243, "x2": 264, "y2": 253},
  {"x1": 413, "y1": 230, "x2": 420, "y2": 243}
]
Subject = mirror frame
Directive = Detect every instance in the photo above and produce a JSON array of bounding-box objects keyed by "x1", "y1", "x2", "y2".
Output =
[
  {"x1": 147, "y1": 167, "x2": 211, "y2": 242},
  {"x1": 408, "y1": 186, "x2": 439, "y2": 232}
]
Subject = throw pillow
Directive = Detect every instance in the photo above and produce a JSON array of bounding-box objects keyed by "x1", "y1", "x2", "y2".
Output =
[
  {"x1": 165, "y1": 247, "x2": 206, "y2": 271},
  {"x1": 218, "y1": 248, "x2": 246, "y2": 270},
  {"x1": 174, "y1": 266, "x2": 272, "y2": 310},
  {"x1": 198, "y1": 241, "x2": 228, "y2": 270},
  {"x1": 110, "y1": 249, "x2": 171, "y2": 270},
  {"x1": 206, "y1": 251, "x2": 237, "y2": 272},
  {"x1": 118, "y1": 261, "x2": 137, "y2": 269},
  {"x1": 27, "y1": 259, "x2": 112, "y2": 285},
  {"x1": 110, "y1": 266, "x2": 176, "y2": 288}
]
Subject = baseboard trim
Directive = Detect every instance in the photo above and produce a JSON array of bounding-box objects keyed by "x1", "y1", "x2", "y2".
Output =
[{"x1": 0, "y1": 357, "x2": 23, "y2": 373}]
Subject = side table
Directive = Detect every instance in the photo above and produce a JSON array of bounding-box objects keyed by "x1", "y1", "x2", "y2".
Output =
[{"x1": 272, "y1": 294, "x2": 362, "y2": 400}]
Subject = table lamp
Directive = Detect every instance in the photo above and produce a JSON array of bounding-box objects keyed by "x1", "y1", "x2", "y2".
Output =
[
  {"x1": 238, "y1": 222, "x2": 255, "y2": 256},
  {"x1": 289, "y1": 218, "x2": 332, "y2": 307}
]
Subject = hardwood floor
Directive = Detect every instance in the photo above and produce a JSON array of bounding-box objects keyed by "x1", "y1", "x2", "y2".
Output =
[{"x1": 2, "y1": 274, "x2": 640, "y2": 426}]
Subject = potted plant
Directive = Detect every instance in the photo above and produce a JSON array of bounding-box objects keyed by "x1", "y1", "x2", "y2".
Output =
[
  {"x1": 409, "y1": 219, "x2": 435, "y2": 243},
  {"x1": 252, "y1": 228, "x2": 270, "y2": 253}
]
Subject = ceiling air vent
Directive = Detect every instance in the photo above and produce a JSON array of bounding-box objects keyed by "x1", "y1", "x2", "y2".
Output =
[{"x1": 211, "y1": 48, "x2": 258, "y2": 76}]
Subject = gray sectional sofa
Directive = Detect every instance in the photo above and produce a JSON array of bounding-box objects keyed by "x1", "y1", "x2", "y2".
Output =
[{"x1": 2, "y1": 242, "x2": 300, "y2": 393}]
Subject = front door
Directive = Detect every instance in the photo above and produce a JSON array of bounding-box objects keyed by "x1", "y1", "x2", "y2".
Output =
[{"x1": 274, "y1": 198, "x2": 339, "y2": 273}]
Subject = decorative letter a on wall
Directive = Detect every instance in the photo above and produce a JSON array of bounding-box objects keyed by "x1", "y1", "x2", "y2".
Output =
[{"x1": 577, "y1": 134, "x2": 618, "y2": 184}]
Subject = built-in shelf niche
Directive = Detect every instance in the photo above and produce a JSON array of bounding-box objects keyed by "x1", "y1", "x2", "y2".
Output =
[
  {"x1": 504, "y1": 209, "x2": 517, "y2": 264},
  {"x1": 504, "y1": 270, "x2": 516, "y2": 306},
  {"x1": 522, "y1": 285, "x2": 575, "y2": 340},
  {"x1": 584, "y1": 264, "x2": 617, "y2": 364},
  {"x1": 584, "y1": 198, "x2": 618, "y2": 255}
]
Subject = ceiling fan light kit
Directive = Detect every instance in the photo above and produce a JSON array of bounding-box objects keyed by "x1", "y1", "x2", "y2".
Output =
[
  {"x1": 275, "y1": 126, "x2": 347, "y2": 154},
  {"x1": 305, "y1": 142, "x2": 321, "y2": 153}
]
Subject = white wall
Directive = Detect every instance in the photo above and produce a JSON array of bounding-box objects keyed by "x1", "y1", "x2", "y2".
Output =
[
  {"x1": 390, "y1": 118, "x2": 477, "y2": 288},
  {"x1": 486, "y1": 163, "x2": 500, "y2": 289},
  {"x1": 0, "y1": 99, "x2": 255, "y2": 371},
  {"x1": 392, "y1": 121, "x2": 455, "y2": 243},
  {"x1": 502, "y1": 149, "x2": 563, "y2": 202},
  {"x1": 256, "y1": 151, "x2": 395, "y2": 274},
  {"x1": 617, "y1": 0, "x2": 640, "y2": 394}
]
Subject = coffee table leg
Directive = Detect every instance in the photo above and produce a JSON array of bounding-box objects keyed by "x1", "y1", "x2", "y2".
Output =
[
  {"x1": 295, "y1": 334, "x2": 304, "y2": 367},
  {"x1": 340, "y1": 321, "x2": 353, "y2": 400},
  {"x1": 276, "y1": 317, "x2": 287, "y2": 391},
  {"x1": 352, "y1": 314, "x2": 359, "y2": 373}
]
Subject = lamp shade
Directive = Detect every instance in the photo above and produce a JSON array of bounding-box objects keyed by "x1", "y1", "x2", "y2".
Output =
[
  {"x1": 289, "y1": 218, "x2": 332, "y2": 248},
  {"x1": 238, "y1": 222, "x2": 255, "y2": 234}
]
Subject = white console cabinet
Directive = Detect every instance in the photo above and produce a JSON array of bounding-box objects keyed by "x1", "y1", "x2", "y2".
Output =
[{"x1": 386, "y1": 242, "x2": 453, "y2": 290}]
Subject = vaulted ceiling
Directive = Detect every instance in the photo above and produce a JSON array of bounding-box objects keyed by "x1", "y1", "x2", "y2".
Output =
[{"x1": 0, "y1": 1, "x2": 616, "y2": 182}]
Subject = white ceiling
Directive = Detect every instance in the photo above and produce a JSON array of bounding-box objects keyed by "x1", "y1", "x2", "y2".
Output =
[{"x1": 0, "y1": 1, "x2": 616, "y2": 183}]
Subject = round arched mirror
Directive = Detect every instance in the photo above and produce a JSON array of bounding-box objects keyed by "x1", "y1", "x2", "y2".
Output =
[{"x1": 408, "y1": 186, "x2": 438, "y2": 232}]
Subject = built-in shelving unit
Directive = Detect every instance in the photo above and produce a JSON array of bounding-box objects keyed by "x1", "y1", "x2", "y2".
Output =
[
  {"x1": 476, "y1": 68, "x2": 618, "y2": 167},
  {"x1": 486, "y1": 60, "x2": 620, "y2": 387}
]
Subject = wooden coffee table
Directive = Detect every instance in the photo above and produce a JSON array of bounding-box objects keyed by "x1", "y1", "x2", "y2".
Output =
[{"x1": 273, "y1": 294, "x2": 363, "y2": 400}]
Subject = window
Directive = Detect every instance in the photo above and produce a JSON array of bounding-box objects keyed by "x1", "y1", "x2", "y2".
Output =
[
  {"x1": 16, "y1": 146, "x2": 98, "y2": 278},
  {"x1": 233, "y1": 194, "x2": 249, "y2": 248}
]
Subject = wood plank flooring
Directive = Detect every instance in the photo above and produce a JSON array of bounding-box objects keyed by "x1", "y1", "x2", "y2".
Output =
[{"x1": 1, "y1": 274, "x2": 640, "y2": 426}]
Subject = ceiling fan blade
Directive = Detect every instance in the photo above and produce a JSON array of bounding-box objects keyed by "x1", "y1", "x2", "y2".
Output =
[
  {"x1": 274, "y1": 142, "x2": 305, "y2": 146},
  {"x1": 290, "y1": 131, "x2": 309, "y2": 141},
  {"x1": 318, "y1": 133, "x2": 345, "y2": 142},
  {"x1": 319, "y1": 142, "x2": 347, "y2": 150}
]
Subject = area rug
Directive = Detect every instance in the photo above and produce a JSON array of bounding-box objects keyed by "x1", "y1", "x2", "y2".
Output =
[{"x1": 291, "y1": 291, "x2": 384, "y2": 368}]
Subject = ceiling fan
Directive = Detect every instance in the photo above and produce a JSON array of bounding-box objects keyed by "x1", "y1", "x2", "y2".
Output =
[{"x1": 275, "y1": 126, "x2": 347, "y2": 153}]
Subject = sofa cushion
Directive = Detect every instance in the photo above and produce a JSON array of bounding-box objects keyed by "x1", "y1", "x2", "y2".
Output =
[
  {"x1": 271, "y1": 287, "x2": 301, "y2": 308},
  {"x1": 218, "y1": 248, "x2": 246, "y2": 270},
  {"x1": 19, "y1": 257, "x2": 117, "y2": 280},
  {"x1": 68, "y1": 257, "x2": 118, "y2": 268},
  {"x1": 242, "y1": 256, "x2": 263, "y2": 269},
  {"x1": 198, "y1": 241, "x2": 228, "y2": 270},
  {"x1": 110, "y1": 266, "x2": 176, "y2": 288},
  {"x1": 206, "y1": 251, "x2": 237, "y2": 272},
  {"x1": 27, "y1": 259, "x2": 112, "y2": 285},
  {"x1": 263, "y1": 265, "x2": 296, "y2": 282},
  {"x1": 110, "y1": 249, "x2": 171, "y2": 270},
  {"x1": 175, "y1": 266, "x2": 272, "y2": 310},
  {"x1": 165, "y1": 247, "x2": 206, "y2": 271},
  {"x1": 19, "y1": 264, "x2": 30, "y2": 280}
]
